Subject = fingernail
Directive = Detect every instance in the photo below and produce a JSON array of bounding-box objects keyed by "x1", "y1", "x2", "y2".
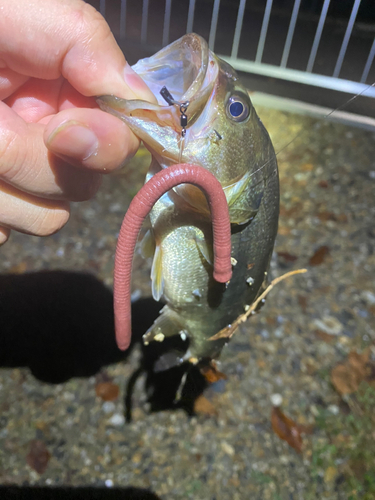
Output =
[
  {"x1": 123, "y1": 63, "x2": 156, "y2": 102},
  {"x1": 46, "y1": 121, "x2": 98, "y2": 161}
]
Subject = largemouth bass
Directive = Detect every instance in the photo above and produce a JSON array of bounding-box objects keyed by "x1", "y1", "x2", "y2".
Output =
[{"x1": 98, "y1": 33, "x2": 279, "y2": 371}]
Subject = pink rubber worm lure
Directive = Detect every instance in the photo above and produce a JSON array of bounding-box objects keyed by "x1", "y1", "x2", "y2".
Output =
[{"x1": 114, "y1": 163, "x2": 233, "y2": 350}]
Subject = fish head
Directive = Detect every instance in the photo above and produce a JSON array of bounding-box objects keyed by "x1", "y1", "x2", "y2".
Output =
[{"x1": 97, "y1": 33, "x2": 276, "y2": 224}]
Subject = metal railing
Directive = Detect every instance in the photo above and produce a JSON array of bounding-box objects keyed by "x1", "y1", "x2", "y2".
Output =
[{"x1": 96, "y1": 0, "x2": 375, "y2": 98}]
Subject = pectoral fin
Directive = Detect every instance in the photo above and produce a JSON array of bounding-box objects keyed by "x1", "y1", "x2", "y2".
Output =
[
  {"x1": 140, "y1": 229, "x2": 156, "y2": 259},
  {"x1": 194, "y1": 232, "x2": 213, "y2": 266},
  {"x1": 224, "y1": 170, "x2": 264, "y2": 225},
  {"x1": 174, "y1": 169, "x2": 264, "y2": 225},
  {"x1": 173, "y1": 184, "x2": 210, "y2": 216},
  {"x1": 151, "y1": 244, "x2": 164, "y2": 301}
]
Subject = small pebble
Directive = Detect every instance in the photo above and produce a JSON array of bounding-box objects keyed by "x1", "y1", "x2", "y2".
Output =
[
  {"x1": 274, "y1": 326, "x2": 284, "y2": 338},
  {"x1": 108, "y1": 413, "x2": 125, "y2": 427},
  {"x1": 221, "y1": 441, "x2": 235, "y2": 456},
  {"x1": 327, "y1": 405, "x2": 339, "y2": 415},
  {"x1": 102, "y1": 402, "x2": 116, "y2": 414},
  {"x1": 313, "y1": 316, "x2": 343, "y2": 335},
  {"x1": 270, "y1": 393, "x2": 283, "y2": 407},
  {"x1": 362, "y1": 290, "x2": 375, "y2": 305}
]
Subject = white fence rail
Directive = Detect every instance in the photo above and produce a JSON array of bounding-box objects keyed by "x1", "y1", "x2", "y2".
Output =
[{"x1": 96, "y1": 0, "x2": 375, "y2": 98}]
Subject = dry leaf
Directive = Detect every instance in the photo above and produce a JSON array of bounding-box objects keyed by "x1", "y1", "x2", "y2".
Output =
[
  {"x1": 309, "y1": 246, "x2": 330, "y2": 266},
  {"x1": 301, "y1": 163, "x2": 314, "y2": 172},
  {"x1": 200, "y1": 363, "x2": 227, "y2": 383},
  {"x1": 324, "y1": 466, "x2": 337, "y2": 484},
  {"x1": 26, "y1": 440, "x2": 51, "y2": 474},
  {"x1": 95, "y1": 382, "x2": 120, "y2": 401},
  {"x1": 298, "y1": 295, "x2": 308, "y2": 312},
  {"x1": 271, "y1": 407, "x2": 304, "y2": 453},
  {"x1": 194, "y1": 395, "x2": 218, "y2": 416},
  {"x1": 277, "y1": 251, "x2": 298, "y2": 262},
  {"x1": 331, "y1": 363, "x2": 361, "y2": 395},
  {"x1": 331, "y1": 348, "x2": 374, "y2": 395},
  {"x1": 278, "y1": 226, "x2": 291, "y2": 236},
  {"x1": 348, "y1": 350, "x2": 369, "y2": 379},
  {"x1": 279, "y1": 204, "x2": 303, "y2": 218},
  {"x1": 9, "y1": 261, "x2": 27, "y2": 274},
  {"x1": 315, "y1": 329, "x2": 336, "y2": 343},
  {"x1": 131, "y1": 452, "x2": 142, "y2": 464},
  {"x1": 316, "y1": 211, "x2": 336, "y2": 222}
]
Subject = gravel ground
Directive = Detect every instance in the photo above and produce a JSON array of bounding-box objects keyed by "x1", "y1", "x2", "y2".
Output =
[{"x1": 0, "y1": 104, "x2": 374, "y2": 500}]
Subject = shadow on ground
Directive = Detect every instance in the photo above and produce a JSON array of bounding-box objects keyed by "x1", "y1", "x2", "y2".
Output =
[
  {"x1": 0, "y1": 270, "x2": 207, "y2": 414},
  {"x1": 0, "y1": 271, "x2": 208, "y2": 498},
  {"x1": 0, "y1": 485, "x2": 161, "y2": 499}
]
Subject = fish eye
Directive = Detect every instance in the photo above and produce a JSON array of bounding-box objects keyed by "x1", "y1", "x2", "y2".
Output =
[{"x1": 226, "y1": 93, "x2": 250, "y2": 123}]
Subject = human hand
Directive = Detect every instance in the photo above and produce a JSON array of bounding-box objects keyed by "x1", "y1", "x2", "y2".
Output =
[{"x1": 0, "y1": 0, "x2": 155, "y2": 245}]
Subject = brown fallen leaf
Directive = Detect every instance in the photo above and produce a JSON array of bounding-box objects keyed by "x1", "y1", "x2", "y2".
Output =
[
  {"x1": 279, "y1": 204, "x2": 303, "y2": 218},
  {"x1": 194, "y1": 395, "x2": 218, "y2": 416},
  {"x1": 336, "y1": 213, "x2": 348, "y2": 223},
  {"x1": 278, "y1": 226, "x2": 291, "y2": 236},
  {"x1": 277, "y1": 251, "x2": 298, "y2": 262},
  {"x1": 200, "y1": 363, "x2": 227, "y2": 384},
  {"x1": 316, "y1": 211, "x2": 336, "y2": 222},
  {"x1": 9, "y1": 261, "x2": 28, "y2": 274},
  {"x1": 331, "y1": 363, "x2": 361, "y2": 395},
  {"x1": 95, "y1": 382, "x2": 120, "y2": 401},
  {"x1": 324, "y1": 465, "x2": 338, "y2": 484},
  {"x1": 257, "y1": 359, "x2": 267, "y2": 369},
  {"x1": 316, "y1": 212, "x2": 348, "y2": 223},
  {"x1": 348, "y1": 350, "x2": 370, "y2": 379},
  {"x1": 271, "y1": 406, "x2": 304, "y2": 453},
  {"x1": 301, "y1": 163, "x2": 314, "y2": 172},
  {"x1": 315, "y1": 329, "x2": 336, "y2": 343},
  {"x1": 298, "y1": 295, "x2": 308, "y2": 312},
  {"x1": 331, "y1": 348, "x2": 375, "y2": 395},
  {"x1": 309, "y1": 245, "x2": 330, "y2": 266},
  {"x1": 26, "y1": 440, "x2": 51, "y2": 474}
]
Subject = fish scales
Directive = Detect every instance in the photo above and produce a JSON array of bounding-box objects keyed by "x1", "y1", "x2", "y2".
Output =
[{"x1": 98, "y1": 33, "x2": 279, "y2": 369}]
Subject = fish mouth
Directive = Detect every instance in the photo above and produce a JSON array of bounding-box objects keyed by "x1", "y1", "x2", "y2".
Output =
[
  {"x1": 97, "y1": 34, "x2": 218, "y2": 164},
  {"x1": 132, "y1": 33, "x2": 216, "y2": 108}
]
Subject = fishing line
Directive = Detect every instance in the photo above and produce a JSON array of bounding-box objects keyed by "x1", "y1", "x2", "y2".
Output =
[
  {"x1": 251, "y1": 82, "x2": 375, "y2": 181},
  {"x1": 160, "y1": 85, "x2": 190, "y2": 162},
  {"x1": 160, "y1": 85, "x2": 190, "y2": 137}
]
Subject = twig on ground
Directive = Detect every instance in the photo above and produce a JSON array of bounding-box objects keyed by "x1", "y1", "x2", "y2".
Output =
[{"x1": 209, "y1": 269, "x2": 307, "y2": 341}]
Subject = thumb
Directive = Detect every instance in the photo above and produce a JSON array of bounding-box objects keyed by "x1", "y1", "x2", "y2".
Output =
[{"x1": 0, "y1": 0, "x2": 156, "y2": 102}]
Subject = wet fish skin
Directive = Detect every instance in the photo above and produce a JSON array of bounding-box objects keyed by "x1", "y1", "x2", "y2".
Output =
[{"x1": 97, "y1": 34, "x2": 279, "y2": 368}]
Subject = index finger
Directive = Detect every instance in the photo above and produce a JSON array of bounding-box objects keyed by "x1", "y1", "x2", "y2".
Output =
[{"x1": 0, "y1": 0, "x2": 155, "y2": 101}]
